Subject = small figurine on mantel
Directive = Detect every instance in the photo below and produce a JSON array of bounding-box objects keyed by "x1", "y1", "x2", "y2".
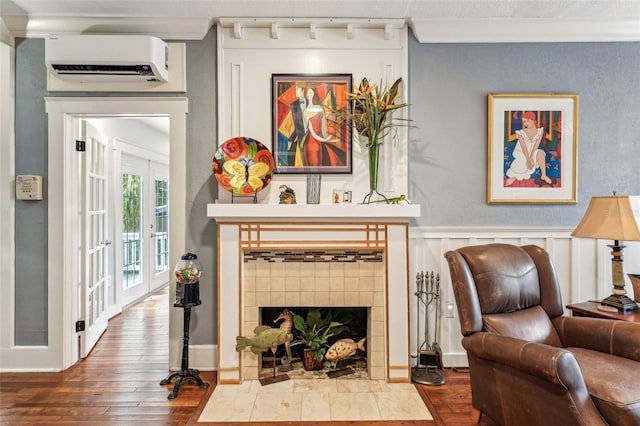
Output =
[
  {"x1": 370, "y1": 194, "x2": 409, "y2": 204},
  {"x1": 279, "y1": 185, "x2": 296, "y2": 204}
]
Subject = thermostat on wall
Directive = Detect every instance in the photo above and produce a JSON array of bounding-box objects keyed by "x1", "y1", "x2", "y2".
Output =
[{"x1": 16, "y1": 175, "x2": 43, "y2": 200}]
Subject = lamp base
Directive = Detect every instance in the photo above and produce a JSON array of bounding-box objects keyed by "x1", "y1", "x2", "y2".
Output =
[{"x1": 601, "y1": 294, "x2": 639, "y2": 312}]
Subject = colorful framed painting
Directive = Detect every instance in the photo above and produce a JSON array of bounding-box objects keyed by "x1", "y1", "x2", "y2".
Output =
[
  {"x1": 272, "y1": 74, "x2": 352, "y2": 174},
  {"x1": 487, "y1": 93, "x2": 579, "y2": 204}
]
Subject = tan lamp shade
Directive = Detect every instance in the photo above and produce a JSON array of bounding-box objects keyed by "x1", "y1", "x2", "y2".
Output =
[{"x1": 571, "y1": 195, "x2": 640, "y2": 241}]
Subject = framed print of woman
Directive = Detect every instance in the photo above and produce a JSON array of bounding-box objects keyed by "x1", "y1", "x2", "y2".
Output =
[
  {"x1": 503, "y1": 110, "x2": 561, "y2": 188},
  {"x1": 272, "y1": 74, "x2": 352, "y2": 174},
  {"x1": 487, "y1": 93, "x2": 578, "y2": 204}
]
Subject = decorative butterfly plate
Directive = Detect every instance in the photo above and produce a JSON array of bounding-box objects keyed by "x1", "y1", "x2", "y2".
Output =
[{"x1": 212, "y1": 137, "x2": 275, "y2": 195}]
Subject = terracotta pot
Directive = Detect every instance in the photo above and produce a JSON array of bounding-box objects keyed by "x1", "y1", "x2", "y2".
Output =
[{"x1": 302, "y1": 348, "x2": 323, "y2": 370}]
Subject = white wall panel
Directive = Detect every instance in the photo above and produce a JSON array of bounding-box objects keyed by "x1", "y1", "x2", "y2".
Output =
[
  {"x1": 408, "y1": 227, "x2": 640, "y2": 367},
  {"x1": 217, "y1": 21, "x2": 408, "y2": 205}
]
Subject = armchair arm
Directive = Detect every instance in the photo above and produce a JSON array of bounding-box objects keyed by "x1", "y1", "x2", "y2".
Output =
[
  {"x1": 553, "y1": 316, "x2": 640, "y2": 362},
  {"x1": 463, "y1": 332, "x2": 608, "y2": 425},
  {"x1": 463, "y1": 332, "x2": 586, "y2": 389}
]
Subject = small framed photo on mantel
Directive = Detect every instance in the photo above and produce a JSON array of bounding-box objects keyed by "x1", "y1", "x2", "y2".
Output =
[{"x1": 487, "y1": 93, "x2": 579, "y2": 204}]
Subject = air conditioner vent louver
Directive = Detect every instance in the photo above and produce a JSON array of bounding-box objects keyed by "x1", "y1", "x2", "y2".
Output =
[
  {"x1": 45, "y1": 35, "x2": 169, "y2": 82},
  {"x1": 51, "y1": 64, "x2": 156, "y2": 76}
]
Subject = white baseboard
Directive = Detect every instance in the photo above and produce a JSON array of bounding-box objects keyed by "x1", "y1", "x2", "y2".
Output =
[
  {"x1": 0, "y1": 344, "x2": 218, "y2": 373},
  {"x1": 443, "y1": 353, "x2": 468, "y2": 368},
  {"x1": 0, "y1": 346, "x2": 62, "y2": 372},
  {"x1": 170, "y1": 344, "x2": 217, "y2": 371},
  {"x1": 3, "y1": 342, "x2": 459, "y2": 375}
]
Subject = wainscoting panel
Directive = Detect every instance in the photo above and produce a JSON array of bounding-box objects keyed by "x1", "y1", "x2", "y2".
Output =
[{"x1": 408, "y1": 226, "x2": 640, "y2": 367}]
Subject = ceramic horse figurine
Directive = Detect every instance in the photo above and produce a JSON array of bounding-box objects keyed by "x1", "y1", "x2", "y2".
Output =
[{"x1": 275, "y1": 309, "x2": 294, "y2": 371}]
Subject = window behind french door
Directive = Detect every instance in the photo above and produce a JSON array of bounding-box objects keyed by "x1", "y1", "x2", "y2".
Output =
[{"x1": 120, "y1": 155, "x2": 169, "y2": 306}]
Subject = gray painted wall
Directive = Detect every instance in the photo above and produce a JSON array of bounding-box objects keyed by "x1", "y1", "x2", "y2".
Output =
[
  {"x1": 13, "y1": 29, "x2": 218, "y2": 345},
  {"x1": 407, "y1": 38, "x2": 640, "y2": 226},
  {"x1": 13, "y1": 28, "x2": 640, "y2": 347},
  {"x1": 183, "y1": 28, "x2": 217, "y2": 344},
  {"x1": 15, "y1": 38, "x2": 48, "y2": 345}
]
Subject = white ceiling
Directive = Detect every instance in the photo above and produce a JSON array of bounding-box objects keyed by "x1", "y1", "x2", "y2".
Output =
[{"x1": 1, "y1": 0, "x2": 640, "y2": 42}]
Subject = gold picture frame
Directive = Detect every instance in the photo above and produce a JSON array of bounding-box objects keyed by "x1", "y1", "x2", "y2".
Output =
[{"x1": 487, "y1": 93, "x2": 579, "y2": 204}]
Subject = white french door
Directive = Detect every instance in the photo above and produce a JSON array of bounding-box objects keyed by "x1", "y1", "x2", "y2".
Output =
[
  {"x1": 150, "y1": 164, "x2": 170, "y2": 290},
  {"x1": 78, "y1": 121, "x2": 112, "y2": 358},
  {"x1": 119, "y1": 154, "x2": 169, "y2": 306}
]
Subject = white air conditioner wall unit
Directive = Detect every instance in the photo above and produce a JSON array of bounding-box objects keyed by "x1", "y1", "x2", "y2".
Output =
[{"x1": 45, "y1": 35, "x2": 169, "y2": 82}]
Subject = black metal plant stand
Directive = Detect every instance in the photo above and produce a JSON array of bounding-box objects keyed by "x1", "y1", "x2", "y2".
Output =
[
  {"x1": 161, "y1": 256, "x2": 209, "y2": 399},
  {"x1": 160, "y1": 307, "x2": 210, "y2": 398}
]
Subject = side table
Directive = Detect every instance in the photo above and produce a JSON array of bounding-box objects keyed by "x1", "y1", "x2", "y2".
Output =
[{"x1": 566, "y1": 301, "x2": 640, "y2": 323}]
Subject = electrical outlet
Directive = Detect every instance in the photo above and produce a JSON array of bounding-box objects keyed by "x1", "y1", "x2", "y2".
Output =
[{"x1": 446, "y1": 302, "x2": 455, "y2": 318}]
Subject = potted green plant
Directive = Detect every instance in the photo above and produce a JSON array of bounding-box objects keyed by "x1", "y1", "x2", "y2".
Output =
[{"x1": 291, "y1": 309, "x2": 351, "y2": 370}]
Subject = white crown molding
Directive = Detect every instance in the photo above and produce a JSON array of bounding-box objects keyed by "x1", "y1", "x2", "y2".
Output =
[
  {"x1": 410, "y1": 17, "x2": 640, "y2": 43},
  {"x1": 0, "y1": 18, "x2": 15, "y2": 46},
  {"x1": 2, "y1": 15, "x2": 213, "y2": 40},
  {"x1": 5, "y1": 14, "x2": 639, "y2": 43}
]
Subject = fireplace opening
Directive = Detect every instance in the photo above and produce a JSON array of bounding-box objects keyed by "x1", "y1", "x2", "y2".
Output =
[{"x1": 259, "y1": 306, "x2": 368, "y2": 379}]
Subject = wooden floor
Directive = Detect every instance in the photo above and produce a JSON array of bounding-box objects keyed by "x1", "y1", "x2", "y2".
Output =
[{"x1": 0, "y1": 287, "x2": 493, "y2": 425}]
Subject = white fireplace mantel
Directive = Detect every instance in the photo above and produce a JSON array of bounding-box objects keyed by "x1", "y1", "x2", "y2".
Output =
[{"x1": 207, "y1": 203, "x2": 421, "y2": 223}]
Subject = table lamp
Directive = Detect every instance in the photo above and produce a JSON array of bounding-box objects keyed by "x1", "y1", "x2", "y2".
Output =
[{"x1": 571, "y1": 194, "x2": 640, "y2": 311}]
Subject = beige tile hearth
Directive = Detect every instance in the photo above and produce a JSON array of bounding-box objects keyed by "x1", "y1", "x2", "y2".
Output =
[{"x1": 197, "y1": 379, "x2": 432, "y2": 423}]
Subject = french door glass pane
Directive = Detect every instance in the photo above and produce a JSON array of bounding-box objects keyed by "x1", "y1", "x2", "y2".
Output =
[
  {"x1": 154, "y1": 178, "x2": 169, "y2": 274},
  {"x1": 155, "y1": 179, "x2": 169, "y2": 273},
  {"x1": 122, "y1": 173, "x2": 143, "y2": 290}
]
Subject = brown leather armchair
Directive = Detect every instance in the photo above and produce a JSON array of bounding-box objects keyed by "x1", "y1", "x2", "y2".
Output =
[{"x1": 445, "y1": 243, "x2": 640, "y2": 426}]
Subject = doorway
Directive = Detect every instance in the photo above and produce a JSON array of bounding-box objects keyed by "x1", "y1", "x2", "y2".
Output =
[
  {"x1": 44, "y1": 97, "x2": 188, "y2": 371},
  {"x1": 74, "y1": 116, "x2": 170, "y2": 358}
]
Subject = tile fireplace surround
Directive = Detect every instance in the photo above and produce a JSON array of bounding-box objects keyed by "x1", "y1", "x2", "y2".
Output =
[{"x1": 207, "y1": 203, "x2": 420, "y2": 384}]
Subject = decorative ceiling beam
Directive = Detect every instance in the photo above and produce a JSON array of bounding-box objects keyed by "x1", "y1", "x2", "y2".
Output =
[
  {"x1": 233, "y1": 22, "x2": 242, "y2": 39},
  {"x1": 346, "y1": 23, "x2": 354, "y2": 40},
  {"x1": 384, "y1": 23, "x2": 392, "y2": 40},
  {"x1": 217, "y1": 18, "x2": 406, "y2": 42}
]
